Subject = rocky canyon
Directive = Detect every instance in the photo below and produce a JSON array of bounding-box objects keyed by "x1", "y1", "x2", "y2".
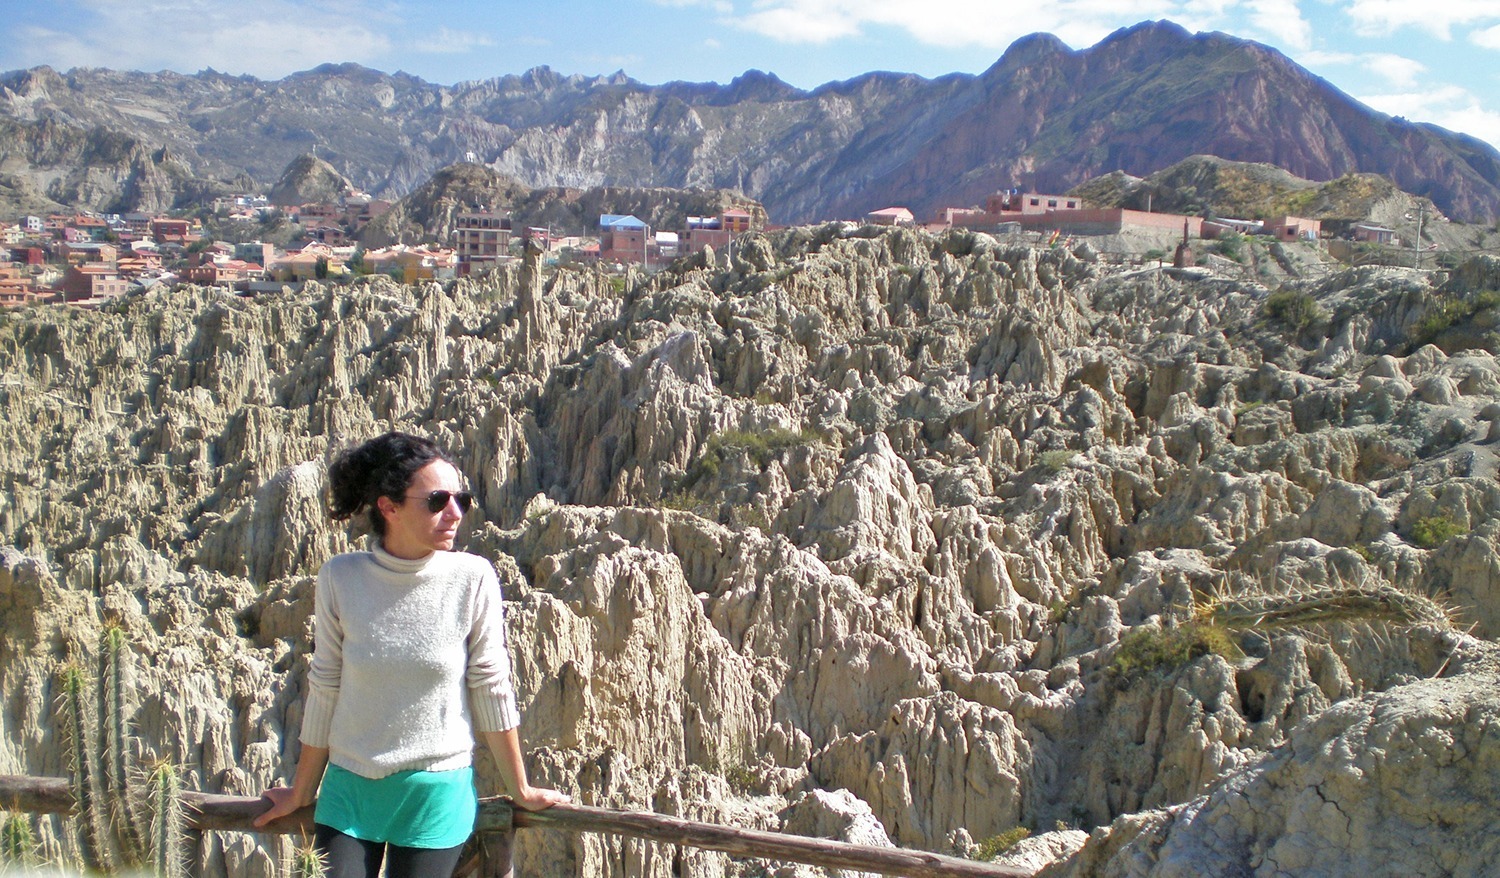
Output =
[{"x1": 2, "y1": 226, "x2": 1499, "y2": 876}]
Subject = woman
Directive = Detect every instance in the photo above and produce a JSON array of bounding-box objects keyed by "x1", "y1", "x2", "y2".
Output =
[{"x1": 255, "y1": 431, "x2": 567, "y2": 876}]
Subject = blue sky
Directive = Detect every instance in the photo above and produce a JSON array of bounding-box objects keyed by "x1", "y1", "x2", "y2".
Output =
[{"x1": 3, "y1": 0, "x2": 1499, "y2": 151}]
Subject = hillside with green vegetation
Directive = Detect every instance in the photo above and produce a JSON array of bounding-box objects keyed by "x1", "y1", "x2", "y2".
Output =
[{"x1": 1072, "y1": 156, "x2": 1403, "y2": 221}]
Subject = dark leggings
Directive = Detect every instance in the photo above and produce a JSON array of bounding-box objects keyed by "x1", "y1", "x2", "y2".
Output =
[{"x1": 314, "y1": 823, "x2": 468, "y2": 878}]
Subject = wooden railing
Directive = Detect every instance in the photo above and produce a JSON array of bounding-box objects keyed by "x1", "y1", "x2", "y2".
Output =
[{"x1": 0, "y1": 774, "x2": 1030, "y2": 878}]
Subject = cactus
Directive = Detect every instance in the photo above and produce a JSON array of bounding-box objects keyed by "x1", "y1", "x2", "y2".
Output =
[
  {"x1": 1, "y1": 811, "x2": 36, "y2": 868},
  {"x1": 55, "y1": 627, "x2": 191, "y2": 875},
  {"x1": 288, "y1": 834, "x2": 326, "y2": 878},
  {"x1": 100, "y1": 624, "x2": 146, "y2": 866},
  {"x1": 58, "y1": 662, "x2": 111, "y2": 871},
  {"x1": 146, "y1": 760, "x2": 186, "y2": 878}
]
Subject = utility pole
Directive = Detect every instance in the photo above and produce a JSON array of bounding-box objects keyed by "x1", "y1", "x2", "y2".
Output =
[{"x1": 1412, "y1": 203, "x2": 1427, "y2": 269}]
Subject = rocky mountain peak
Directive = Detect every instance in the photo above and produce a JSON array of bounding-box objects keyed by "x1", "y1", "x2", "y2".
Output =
[
  {"x1": 267, "y1": 153, "x2": 354, "y2": 206},
  {"x1": 2, "y1": 21, "x2": 1500, "y2": 224},
  {"x1": 721, "y1": 69, "x2": 803, "y2": 104},
  {"x1": 987, "y1": 31, "x2": 1073, "y2": 72},
  {"x1": 1097, "y1": 18, "x2": 1197, "y2": 52}
]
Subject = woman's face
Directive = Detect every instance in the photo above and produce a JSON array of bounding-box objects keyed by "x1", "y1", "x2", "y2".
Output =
[{"x1": 376, "y1": 460, "x2": 467, "y2": 558}]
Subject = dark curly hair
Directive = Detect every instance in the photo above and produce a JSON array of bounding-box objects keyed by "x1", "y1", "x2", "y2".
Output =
[{"x1": 327, "y1": 431, "x2": 455, "y2": 536}]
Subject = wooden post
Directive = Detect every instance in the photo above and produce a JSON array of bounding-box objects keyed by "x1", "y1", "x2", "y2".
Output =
[{"x1": 472, "y1": 796, "x2": 515, "y2": 878}]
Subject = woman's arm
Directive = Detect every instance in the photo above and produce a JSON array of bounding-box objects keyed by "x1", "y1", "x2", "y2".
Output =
[
  {"x1": 481, "y1": 728, "x2": 569, "y2": 811},
  {"x1": 257, "y1": 564, "x2": 342, "y2": 828},
  {"x1": 253, "y1": 744, "x2": 329, "y2": 827}
]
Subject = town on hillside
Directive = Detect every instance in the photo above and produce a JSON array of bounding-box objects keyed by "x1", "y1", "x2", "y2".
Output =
[{"x1": 0, "y1": 182, "x2": 1433, "y2": 309}]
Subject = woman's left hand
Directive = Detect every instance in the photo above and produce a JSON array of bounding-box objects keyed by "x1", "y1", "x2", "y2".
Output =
[{"x1": 511, "y1": 785, "x2": 571, "y2": 811}]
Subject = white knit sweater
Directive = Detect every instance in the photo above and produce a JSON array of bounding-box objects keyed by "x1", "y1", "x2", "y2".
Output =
[{"x1": 299, "y1": 544, "x2": 522, "y2": 779}]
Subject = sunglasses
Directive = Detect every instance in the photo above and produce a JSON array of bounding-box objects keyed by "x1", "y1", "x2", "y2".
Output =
[{"x1": 404, "y1": 490, "x2": 474, "y2": 514}]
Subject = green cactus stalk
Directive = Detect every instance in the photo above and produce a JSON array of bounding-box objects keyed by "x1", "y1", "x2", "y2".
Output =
[
  {"x1": 1, "y1": 811, "x2": 36, "y2": 868},
  {"x1": 289, "y1": 833, "x2": 326, "y2": 878},
  {"x1": 100, "y1": 626, "x2": 129, "y2": 797},
  {"x1": 100, "y1": 624, "x2": 146, "y2": 866},
  {"x1": 146, "y1": 760, "x2": 186, "y2": 878},
  {"x1": 59, "y1": 662, "x2": 111, "y2": 871}
]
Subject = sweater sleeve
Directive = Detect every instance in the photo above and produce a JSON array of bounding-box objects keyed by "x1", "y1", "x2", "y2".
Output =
[
  {"x1": 300, "y1": 562, "x2": 343, "y2": 748},
  {"x1": 466, "y1": 560, "x2": 522, "y2": 732}
]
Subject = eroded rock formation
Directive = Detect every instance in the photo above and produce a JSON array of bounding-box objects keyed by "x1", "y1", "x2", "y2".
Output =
[{"x1": 1, "y1": 228, "x2": 1496, "y2": 876}]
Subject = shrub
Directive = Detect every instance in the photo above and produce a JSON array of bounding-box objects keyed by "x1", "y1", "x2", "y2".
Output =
[
  {"x1": 1409, "y1": 290, "x2": 1500, "y2": 348},
  {"x1": 688, "y1": 427, "x2": 823, "y2": 483},
  {"x1": 1109, "y1": 622, "x2": 1240, "y2": 678},
  {"x1": 1037, "y1": 449, "x2": 1077, "y2": 473},
  {"x1": 975, "y1": 827, "x2": 1031, "y2": 860},
  {"x1": 1410, "y1": 513, "x2": 1466, "y2": 549},
  {"x1": 658, "y1": 491, "x2": 702, "y2": 512},
  {"x1": 1213, "y1": 231, "x2": 1245, "y2": 262},
  {"x1": 1263, "y1": 289, "x2": 1322, "y2": 332},
  {"x1": 1411, "y1": 298, "x2": 1468, "y2": 343},
  {"x1": 721, "y1": 762, "x2": 758, "y2": 791},
  {"x1": 728, "y1": 504, "x2": 772, "y2": 532}
]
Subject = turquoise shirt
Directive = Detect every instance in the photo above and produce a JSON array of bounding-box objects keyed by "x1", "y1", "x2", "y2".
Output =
[{"x1": 315, "y1": 764, "x2": 477, "y2": 849}]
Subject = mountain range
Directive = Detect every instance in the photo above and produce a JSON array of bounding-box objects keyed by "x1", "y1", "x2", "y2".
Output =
[{"x1": 2, "y1": 20, "x2": 1499, "y2": 224}]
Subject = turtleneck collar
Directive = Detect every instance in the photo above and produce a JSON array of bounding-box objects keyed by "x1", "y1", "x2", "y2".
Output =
[{"x1": 371, "y1": 538, "x2": 440, "y2": 574}]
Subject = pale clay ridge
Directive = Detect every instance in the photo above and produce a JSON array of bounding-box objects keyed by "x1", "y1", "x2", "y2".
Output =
[{"x1": 1, "y1": 225, "x2": 1498, "y2": 876}]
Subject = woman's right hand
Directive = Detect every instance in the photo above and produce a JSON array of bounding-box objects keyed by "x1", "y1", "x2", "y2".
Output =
[
  {"x1": 253, "y1": 786, "x2": 313, "y2": 828},
  {"x1": 511, "y1": 784, "x2": 571, "y2": 812}
]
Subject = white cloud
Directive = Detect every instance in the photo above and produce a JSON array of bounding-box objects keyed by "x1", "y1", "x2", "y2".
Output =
[
  {"x1": 737, "y1": 0, "x2": 862, "y2": 44},
  {"x1": 1364, "y1": 54, "x2": 1427, "y2": 88},
  {"x1": 729, "y1": 0, "x2": 1325, "y2": 54},
  {"x1": 4, "y1": 0, "x2": 397, "y2": 78},
  {"x1": 1343, "y1": 0, "x2": 1500, "y2": 39},
  {"x1": 1431, "y1": 104, "x2": 1500, "y2": 149},
  {"x1": 412, "y1": 28, "x2": 496, "y2": 55},
  {"x1": 653, "y1": 0, "x2": 734, "y2": 10},
  {"x1": 1473, "y1": 22, "x2": 1500, "y2": 48},
  {"x1": 733, "y1": 0, "x2": 1180, "y2": 49},
  {"x1": 1359, "y1": 84, "x2": 1500, "y2": 148},
  {"x1": 1359, "y1": 84, "x2": 1469, "y2": 117},
  {"x1": 573, "y1": 53, "x2": 646, "y2": 72},
  {"x1": 1302, "y1": 49, "x2": 1427, "y2": 87},
  {"x1": 1243, "y1": 0, "x2": 1313, "y2": 50}
]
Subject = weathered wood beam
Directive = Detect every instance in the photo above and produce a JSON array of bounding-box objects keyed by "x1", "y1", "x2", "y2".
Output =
[
  {"x1": 507, "y1": 801, "x2": 1031, "y2": 878},
  {"x1": 0, "y1": 776, "x2": 1031, "y2": 877},
  {"x1": 0, "y1": 775, "x2": 319, "y2": 834}
]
